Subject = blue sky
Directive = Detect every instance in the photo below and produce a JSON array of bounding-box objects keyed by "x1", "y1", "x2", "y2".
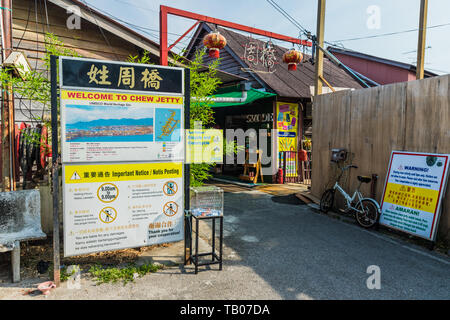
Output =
[{"x1": 84, "y1": 0, "x2": 450, "y2": 75}]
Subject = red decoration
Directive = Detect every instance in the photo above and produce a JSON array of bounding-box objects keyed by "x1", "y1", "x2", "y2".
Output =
[
  {"x1": 298, "y1": 149, "x2": 308, "y2": 161},
  {"x1": 282, "y1": 49, "x2": 303, "y2": 71},
  {"x1": 203, "y1": 31, "x2": 227, "y2": 58}
]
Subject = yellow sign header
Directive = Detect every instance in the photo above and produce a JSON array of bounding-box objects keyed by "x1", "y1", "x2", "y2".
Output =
[
  {"x1": 65, "y1": 162, "x2": 183, "y2": 184},
  {"x1": 384, "y1": 182, "x2": 438, "y2": 214},
  {"x1": 61, "y1": 90, "x2": 183, "y2": 104}
]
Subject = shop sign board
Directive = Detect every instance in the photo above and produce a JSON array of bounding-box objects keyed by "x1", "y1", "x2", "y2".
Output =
[
  {"x1": 380, "y1": 151, "x2": 450, "y2": 241},
  {"x1": 58, "y1": 57, "x2": 187, "y2": 257},
  {"x1": 276, "y1": 102, "x2": 298, "y2": 152}
]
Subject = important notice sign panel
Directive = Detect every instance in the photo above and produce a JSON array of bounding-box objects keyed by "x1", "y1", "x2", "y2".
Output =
[
  {"x1": 63, "y1": 162, "x2": 183, "y2": 256},
  {"x1": 380, "y1": 151, "x2": 450, "y2": 241},
  {"x1": 59, "y1": 57, "x2": 184, "y2": 163}
]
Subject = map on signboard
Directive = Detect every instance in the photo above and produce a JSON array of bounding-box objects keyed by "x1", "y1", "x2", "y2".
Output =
[{"x1": 155, "y1": 108, "x2": 181, "y2": 142}]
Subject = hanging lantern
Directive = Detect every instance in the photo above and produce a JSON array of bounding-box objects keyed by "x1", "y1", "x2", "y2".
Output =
[
  {"x1": 282, "y1": 49, "x2": 303, "y2": 71},
  {"x1": 203, "y1": 31, "x2": 227, "y2": 58}
]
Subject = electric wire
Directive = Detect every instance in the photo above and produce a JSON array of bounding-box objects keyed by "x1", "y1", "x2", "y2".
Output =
[
  {"x1": 332, "y1": 22, "x2": 450, "y2": 42},
  {"x1": 80, "y1": 0, "x2": 120, "y2": 61}
]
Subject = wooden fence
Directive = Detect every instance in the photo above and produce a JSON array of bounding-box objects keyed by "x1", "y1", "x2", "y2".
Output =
[{"x1": 311, "y1": 74, "x2": 450, "y2": 243}]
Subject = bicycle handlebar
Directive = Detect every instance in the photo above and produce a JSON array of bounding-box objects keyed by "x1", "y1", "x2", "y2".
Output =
[{"x1": 342, "y1": 164, "x2": 358, "y2": 170}]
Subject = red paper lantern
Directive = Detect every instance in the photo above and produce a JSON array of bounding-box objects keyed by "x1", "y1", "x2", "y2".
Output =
[
  {"x1": 203, "y1": 31, "x2": 227, "y2": 58},
  {"x1": 283, "y1": 49, "x2": 303, "y2": 71}
]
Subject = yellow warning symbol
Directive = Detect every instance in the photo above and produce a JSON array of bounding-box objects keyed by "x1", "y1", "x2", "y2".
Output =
[
  {"x1": 70, "y1": 171, "x2": 81, "y2": 180},
  {"x1": 163, "y1": 201, "x2": 178, "y2": 217},
  {"x1": 99, "y1": 207, "x2": 117, "y2": 223}
]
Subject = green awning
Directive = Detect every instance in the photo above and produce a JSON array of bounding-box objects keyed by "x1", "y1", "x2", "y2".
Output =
[{"x1": 207, "y1": 87, "x2": 276, "y2": 108}]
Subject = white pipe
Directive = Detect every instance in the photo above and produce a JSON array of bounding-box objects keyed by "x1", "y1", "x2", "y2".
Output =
[{"x1": 192, "y1": 90, "x2": 248, "y2": 103}]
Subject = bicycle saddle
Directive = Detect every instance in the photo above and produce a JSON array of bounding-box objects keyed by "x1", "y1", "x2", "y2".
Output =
[{"x1": 357, "y1": 176, "x2": 372, "y2": 183}]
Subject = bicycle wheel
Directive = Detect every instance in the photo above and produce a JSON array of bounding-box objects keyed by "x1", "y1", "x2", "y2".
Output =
[
  {"x1": 320, "y1": 189, "x2": 335, "y2": 213},
  {"x1": 355, "y1": 199, "x2": 379, "y2": 228}
]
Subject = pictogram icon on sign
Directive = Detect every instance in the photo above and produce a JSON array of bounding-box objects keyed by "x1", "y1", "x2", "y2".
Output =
[
  {"x1": 97, "y1": 183, "x2": 119, "y2": 203},
  {"x1": 163, "y1": 201, "x2": 178, "y2": 217},
  {"x1": 163, "y1": 181, "x2": 178, "y2": 196},
  {"x1": 70, "y1": 171, "x2": 81, "y2": 180},
  {"x1": 99, "y1": 207, "x2": 117, "y2": 223}
]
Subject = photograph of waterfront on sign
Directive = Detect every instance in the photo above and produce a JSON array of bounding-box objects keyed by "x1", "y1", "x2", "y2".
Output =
[{"x1": 65, "y1": 105, "x2": 154, "y2": 142}]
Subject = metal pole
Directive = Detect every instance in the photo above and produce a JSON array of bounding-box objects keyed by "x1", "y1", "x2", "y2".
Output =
[
  {"x1": 159, "y1": 5, "x2": 168, "y2": 66},
  {"x1": 416, "y1": 0, "x2": 428, "y2": 80},
  {"x1": 184, "y1": 68, "x2": 191, "y2": 264},
  {"x1": 1, "y1": 0, "x2": 14, "y2": 192},
  {"x1": 314, "y1": 0, "x2": 326, "y2": 97},
  {"x1": 50, "y1": 55, "x2": 60, "y2": 287}
]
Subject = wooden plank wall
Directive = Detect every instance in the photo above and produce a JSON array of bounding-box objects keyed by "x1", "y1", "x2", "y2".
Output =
[
  {"x1": 11, "y1": 0, "x2": 144, "y2": 123},
  {"x1": 311, "y1": 74, "x2": 450, "y2": 243}
]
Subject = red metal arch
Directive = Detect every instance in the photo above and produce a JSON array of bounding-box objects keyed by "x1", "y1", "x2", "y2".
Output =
[{"x1": 159, "y1": 5, "x2": 312, "y2": 66}]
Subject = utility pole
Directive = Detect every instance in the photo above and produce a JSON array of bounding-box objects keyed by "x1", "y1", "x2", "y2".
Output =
[
  {"x1": 416, "y1": 0, "x2": 428, "y2": 80},
  {"x1": 314, "y1": 0, "x2": 326, "y2": 96},
  {"x1": 1, "y1": 0, "x2": 15, "y2": 191}
]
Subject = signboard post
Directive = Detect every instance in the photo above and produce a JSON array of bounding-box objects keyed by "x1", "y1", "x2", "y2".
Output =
[
  {"x1": 51, "y1": 56, "x2": 189, "y2": 264},
  {"x1": 380, "y1": 151, "x2": 450, "y2": 245}
]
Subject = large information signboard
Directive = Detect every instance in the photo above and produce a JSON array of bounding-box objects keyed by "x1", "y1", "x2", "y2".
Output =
[
  {"x1": 59, "y1": 56, "x2": 186, "y2": 257},
  {"x1": 380, "y1": 151, "x2": 449, "y2": 241},
  {"x1": 60, "y1": 57, "x2": 184, "y2": 163}
]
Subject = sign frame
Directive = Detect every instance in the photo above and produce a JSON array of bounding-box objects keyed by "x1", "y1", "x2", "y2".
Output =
[
  {"x1": 59, "y1": 56, "x2": 185, "y2": 95},
  {"x1": 51, "y1": 56, "x2": 191, "y2": 266}
]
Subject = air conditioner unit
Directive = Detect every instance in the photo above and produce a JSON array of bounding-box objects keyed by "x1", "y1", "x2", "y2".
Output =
[{"x1": 3, "y1": 51, "x2": 32, "y2": 79}]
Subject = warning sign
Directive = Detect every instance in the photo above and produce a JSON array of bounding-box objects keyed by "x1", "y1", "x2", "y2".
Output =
[
  {"x1": 163, "y1": 181, "x2": 178, "y2": 196},
  {"x1": 99, "y1": 207, "x2": 117, "y2": 223},
  {"x1": 163, "y1": 201, "x2": 179, "y2": 217},
  {"x1": 70, "y1": 171, "x2": 82, "y2": 180},
  {"x1": 63, "y1": 162, "x2": 183, "y2": 256},
  {"x1": 380, "y1": 151, "x2": 450, "y2": 241}
]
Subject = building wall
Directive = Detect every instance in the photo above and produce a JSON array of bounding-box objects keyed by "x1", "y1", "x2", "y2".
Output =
[
  {"x1": 11, "y1": 0, "x2": 146, "y2": 123},
  {"x1": 332, "y1": 52, "x2": 414, "y2": 85}
]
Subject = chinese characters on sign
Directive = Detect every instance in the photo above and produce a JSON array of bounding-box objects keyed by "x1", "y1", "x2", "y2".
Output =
[
  {"x1": 61, "y1": 58, "x2": 183, "y2": 94},
  {"x1": 87, "y1": 64, "x2": 162, "y2": 90},
  {"x1": 243, "y1": 38, "x2": 277, "y2": 73}
]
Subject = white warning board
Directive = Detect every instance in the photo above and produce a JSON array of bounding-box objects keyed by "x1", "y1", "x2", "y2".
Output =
[{"x1": 63, "y1": 162, "x2": 183, "y2": 256}]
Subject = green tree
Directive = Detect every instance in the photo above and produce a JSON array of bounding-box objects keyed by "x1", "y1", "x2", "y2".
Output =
[{"x1": 170, "y1": 49, "x2": 223, "y2": 186}]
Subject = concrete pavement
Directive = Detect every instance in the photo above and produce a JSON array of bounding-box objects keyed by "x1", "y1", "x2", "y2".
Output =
[{"x1": 0, "y1": 187, "x2": 449, "y2": 299}]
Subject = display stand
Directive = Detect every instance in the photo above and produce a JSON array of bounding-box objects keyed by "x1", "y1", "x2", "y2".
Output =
[
  {"x1": 239, "y1": 149, "x2": 264, "y2": 184},
  {"x1": 185, "y1": 212, "x2": 223, "y2": 274}
]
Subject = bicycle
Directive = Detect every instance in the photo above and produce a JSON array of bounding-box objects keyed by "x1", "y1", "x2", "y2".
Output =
[{"x1": 320, "y1": 164, "x2": 381, "y2": 228}]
